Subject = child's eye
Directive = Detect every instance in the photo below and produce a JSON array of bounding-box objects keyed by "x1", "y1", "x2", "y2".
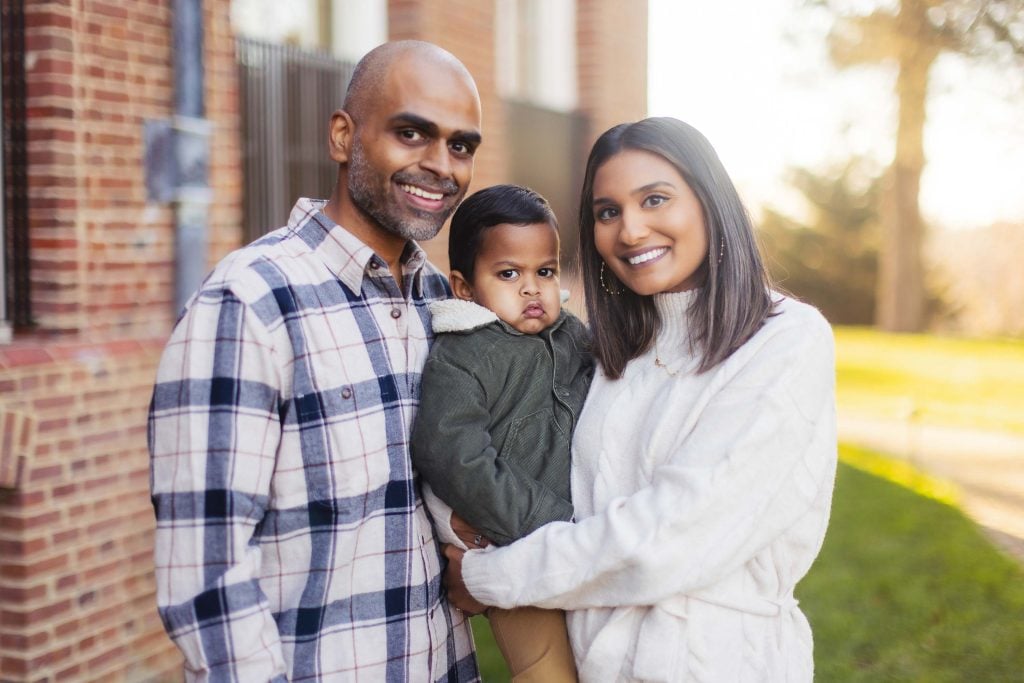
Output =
[
  {"x1": 642, "y1": 194, "x2": 668, "y2": 208},
  {"x1": 538, "y1": 268, "x2": 557, "y2": 278},
  {"x1": 595, "y1": 206, "x2": 619, "y2": 222},
  {"x1": 497, "y1": 269, "x2": 519, "y2": 281}
]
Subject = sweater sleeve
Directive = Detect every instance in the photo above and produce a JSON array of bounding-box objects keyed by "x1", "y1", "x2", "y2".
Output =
[
  {"x1": 462, "y1": 315, "x2": 837, "y2": 610},
  {"x1": 411, "y1": 354, "x2": 574, "y2": 546}
]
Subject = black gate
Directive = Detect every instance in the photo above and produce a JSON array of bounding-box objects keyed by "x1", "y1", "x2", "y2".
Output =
[
  {"x1": 2, "y1": 0, "x2": 30, "y2": 329},
  {"x1": 236, "y1": 38, "x2": 356, "y2": 242}
]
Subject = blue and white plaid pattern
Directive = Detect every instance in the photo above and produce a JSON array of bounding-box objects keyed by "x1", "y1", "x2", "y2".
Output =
[{"x1": 149, "y1": 198, "x2": 478, "y2": 682}]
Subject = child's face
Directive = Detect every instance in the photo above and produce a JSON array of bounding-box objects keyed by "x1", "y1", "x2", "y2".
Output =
[{"x1": 457, "y1": 222, "x2": 562, "y2": 334}]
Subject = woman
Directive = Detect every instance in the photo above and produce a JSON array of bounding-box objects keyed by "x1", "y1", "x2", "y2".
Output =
[{"x1": 444, "y1": 117, "x2": 837, "y2": 682}]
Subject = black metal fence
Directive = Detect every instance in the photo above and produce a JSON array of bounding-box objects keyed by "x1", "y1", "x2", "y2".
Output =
[
  {"x1": 2, "y1": 0, "x2": 30, "y2": 328},
  {"x1": 236, "y1": 38, "x2": 355, "y2": 242}
]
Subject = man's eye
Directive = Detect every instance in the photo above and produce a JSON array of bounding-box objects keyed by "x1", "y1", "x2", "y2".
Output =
[
  {"x1": 497, "y1": 270, "x2": 519, "y2": 280},
  {"x1": 596, "y1": 207, "x2": 618, "y2": 221},
  {"x1": 400, "y1": 129, "x2": 425, "y2": 142},
  {"x1": 450, "y1": 141, "x2": 473, "y2": 156}
]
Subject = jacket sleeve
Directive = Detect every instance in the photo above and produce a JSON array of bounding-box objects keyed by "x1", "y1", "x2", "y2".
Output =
[
  {"x1": 411, "y1": 353, "x2": 574, "y2": 546},
  {"x1": 462, "y1": 315, "x2": 837, "y2": 610},
  {"x1": 149, "y1": 285, "x2": 288, "y2": 682}
]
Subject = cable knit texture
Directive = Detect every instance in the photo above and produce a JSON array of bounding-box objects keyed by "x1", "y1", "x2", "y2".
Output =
[{"x1": 461, "y1": 291, "x2": 838, "y2": 682}]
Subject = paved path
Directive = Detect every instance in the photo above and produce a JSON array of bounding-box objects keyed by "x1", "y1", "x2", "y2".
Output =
[{"x1": 838, "y1": 414, "x2": 1024, "y2": 563}]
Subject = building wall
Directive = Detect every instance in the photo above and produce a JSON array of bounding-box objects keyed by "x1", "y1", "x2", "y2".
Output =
[
  {"x1": 0, "y1": 1, "x2": 646, "y2": 680},
  {"x1": 0, "y1": 0, "x2": 240, "y2": 679},
  {"x1": 577, "y1": 0, "x2": 648, "y2": 145}
]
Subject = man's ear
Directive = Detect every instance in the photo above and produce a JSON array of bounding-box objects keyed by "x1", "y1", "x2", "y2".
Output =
[
  {"x1": 329, "y1": 109, "x2": 354, "y2": 163},
  {"x1": 449, "y1": 270, "x2": 475, "y2": 302}
]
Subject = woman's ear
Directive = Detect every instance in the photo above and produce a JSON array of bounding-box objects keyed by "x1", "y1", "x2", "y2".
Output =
[
  {"x1": 449, "y1": 271, "x2": 475, "y2": 302},
  {"x1": 329, "y1": 110, "x2": 354, "y2": 163}
]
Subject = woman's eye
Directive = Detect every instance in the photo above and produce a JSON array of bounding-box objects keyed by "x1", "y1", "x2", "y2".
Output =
[
  {"x1": 498, "y1": 270, "x2": 519, "y2": 280},
  {"x1": 596, "y1": 207, "x2": 618, "y2": 221},
  {"x1": 642, "y1": 194, "x2": 667, "y2": 208}
]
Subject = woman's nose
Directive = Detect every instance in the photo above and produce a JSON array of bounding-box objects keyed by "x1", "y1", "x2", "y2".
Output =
[{"x1": 618, "y1": 211, "x2": 650, "y2": 245}]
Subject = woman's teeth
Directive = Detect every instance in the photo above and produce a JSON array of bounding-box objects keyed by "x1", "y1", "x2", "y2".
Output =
[{"x1": 628, "y1": 248, "x2": 668, "y2": 265}]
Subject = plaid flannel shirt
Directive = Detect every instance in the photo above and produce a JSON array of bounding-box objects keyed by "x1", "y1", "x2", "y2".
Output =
[{"x1": 149, "y1": 198, "x2": 478, "y2": 682}]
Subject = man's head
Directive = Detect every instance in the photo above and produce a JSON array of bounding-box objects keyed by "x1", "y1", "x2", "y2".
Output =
[{"x1": 328, "y1": 41, "x2": 482, "y2": 248}]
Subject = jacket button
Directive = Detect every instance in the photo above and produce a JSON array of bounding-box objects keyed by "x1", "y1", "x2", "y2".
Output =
[
  {"x1": 341, "y1": 387, "x2": 353, "y2": 399},
  {"x1": 391, "y1": 308, "x2": 402, "y2": 319}
]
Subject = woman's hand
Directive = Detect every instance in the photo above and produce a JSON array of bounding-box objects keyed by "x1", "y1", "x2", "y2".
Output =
[
  {"x1": 449, "y1": 511, "x2": 492, "y2": 549},
  {"x1": 442, "y1": 544, "x2": 488, "y2": 615}
]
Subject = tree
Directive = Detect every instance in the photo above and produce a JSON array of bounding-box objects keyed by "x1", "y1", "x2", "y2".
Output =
[
  {"x1": 823, "y1": 0, "x2": 1024, "y2": 331},
  {"x1": 759, "y1": 161, "x2": 881, "y2": 325}
]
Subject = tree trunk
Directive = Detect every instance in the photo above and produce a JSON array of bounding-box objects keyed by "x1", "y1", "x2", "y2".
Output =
[{"x1": 875, "y1": 2, "x2": 937, "y2": 332}]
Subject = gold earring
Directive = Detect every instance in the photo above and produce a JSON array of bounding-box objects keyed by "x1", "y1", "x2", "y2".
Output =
[{"x1": 600, "y1": 262, "x2": 624, "y2": 295}]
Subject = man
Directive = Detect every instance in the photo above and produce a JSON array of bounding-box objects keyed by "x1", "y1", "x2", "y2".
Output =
[{"x1": 149, "y1": 41, "x2": 482, "y2": 681}]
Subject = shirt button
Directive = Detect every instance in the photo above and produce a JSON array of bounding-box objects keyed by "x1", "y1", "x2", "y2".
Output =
[
  {"x1": 370, "y1": 260, "x2": 380, "y2": 270},
  {"x1": 341, "y1": 387, "x2": 352, "y2": 399},
  {"x1": 391, "y1": 308, "x2": 402, "y2": 319}
]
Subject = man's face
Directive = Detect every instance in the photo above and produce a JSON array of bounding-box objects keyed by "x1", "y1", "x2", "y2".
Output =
[{"x1": 346, "y1": 56, "x2": 482, "y2": 242}]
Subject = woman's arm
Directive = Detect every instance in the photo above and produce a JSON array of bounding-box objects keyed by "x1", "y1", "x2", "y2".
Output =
[{"x1": 460, "y1": 315, "x2": 837, "y2": 611}]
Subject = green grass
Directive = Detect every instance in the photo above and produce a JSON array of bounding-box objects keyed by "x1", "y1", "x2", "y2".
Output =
[
  {"x1": 835, "y1": 326, "x2": 1024, "y2": 434},
  {"x1": 469, "y1": 445, "x2": 1024, "y2": 681},
  {"x1": 800, "y1": 446, "x2": 1024, "y2": 680}
]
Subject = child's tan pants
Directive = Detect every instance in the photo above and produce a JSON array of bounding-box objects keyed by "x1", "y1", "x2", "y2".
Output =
[{"x1": 487, "y1": 605, "x2": 577, "y2": 682}]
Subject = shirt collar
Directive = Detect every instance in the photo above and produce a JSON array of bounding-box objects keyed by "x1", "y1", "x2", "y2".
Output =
[{"x1": 288, "y1": 198, "x2": 430, "y2": 296}]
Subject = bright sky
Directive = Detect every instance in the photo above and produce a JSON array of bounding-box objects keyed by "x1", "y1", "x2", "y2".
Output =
[{"x1": 647, "y1": 0, "x2": 1024, "y2": 230}]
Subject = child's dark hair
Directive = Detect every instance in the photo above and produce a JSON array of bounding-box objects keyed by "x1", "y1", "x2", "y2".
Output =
[{"x1": 448, "y1": 184, "x2": 558, "y2": 282}]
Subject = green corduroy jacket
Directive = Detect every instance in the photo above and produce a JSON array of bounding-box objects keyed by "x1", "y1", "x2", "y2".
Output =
[{"x1": 411, "y1": 298, "x2": 593, "y2": 546}]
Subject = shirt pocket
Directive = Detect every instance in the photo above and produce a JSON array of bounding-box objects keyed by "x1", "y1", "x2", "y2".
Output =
[{"x1": 503, "y1": 409, "x2": 571, "y2": 492}]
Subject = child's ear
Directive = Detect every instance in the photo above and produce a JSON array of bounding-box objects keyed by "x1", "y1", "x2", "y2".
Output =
[{"x1": 449, "y1": 271, "x2": 475, "y2": 301}]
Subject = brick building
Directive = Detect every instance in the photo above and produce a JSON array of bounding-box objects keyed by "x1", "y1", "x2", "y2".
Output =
[{"x1": 0, "y1": 1, "x2": 646, "y2": 679}]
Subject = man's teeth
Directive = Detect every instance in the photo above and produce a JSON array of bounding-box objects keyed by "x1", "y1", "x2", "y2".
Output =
[
  {"x1": 401, "y1": 184, "x2": 443, "y2": 201},
  {"x1": 628, "y1": 248, "x2": 668, "y2": 265}
]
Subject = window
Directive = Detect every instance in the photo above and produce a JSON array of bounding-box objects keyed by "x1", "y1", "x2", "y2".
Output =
[{"x1": 496, "y1": 0, "x2": 577, "y2": 112}]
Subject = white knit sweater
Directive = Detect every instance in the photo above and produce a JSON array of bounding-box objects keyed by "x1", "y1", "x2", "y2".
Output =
[{"x1": 462, "y1": 291, "x2": 837, "y2": 682}]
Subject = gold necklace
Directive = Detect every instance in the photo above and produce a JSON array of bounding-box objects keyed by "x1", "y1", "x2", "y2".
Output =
[{"x1": 653, "y1": 339, "x2": 680, "y2": 376}]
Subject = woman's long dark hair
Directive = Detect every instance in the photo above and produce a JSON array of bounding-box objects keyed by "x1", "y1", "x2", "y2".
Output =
[{"x1": 579, "y1": 117, "x2": 775, "y2": 379}]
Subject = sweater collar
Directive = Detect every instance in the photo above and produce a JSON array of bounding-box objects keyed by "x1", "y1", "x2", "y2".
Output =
[{"x1": 652, "y1": 289, "x2": 699, "y2": 370}]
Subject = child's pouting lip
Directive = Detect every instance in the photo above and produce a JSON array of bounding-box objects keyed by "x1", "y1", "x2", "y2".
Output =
[{"x1": 524, "y1": 302, "x2": 546, "y2": 318}]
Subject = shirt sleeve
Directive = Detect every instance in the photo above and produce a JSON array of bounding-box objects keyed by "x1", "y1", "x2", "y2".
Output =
[
  {"x1": 411, "y1": 355, "x2": 574, "y2": 546},
  {"x1": 149, "y1": 285, "x2": 288, "y2": 682},
  {"x1": 462, "y1": 316, "x2": 837, "y2": 611}
]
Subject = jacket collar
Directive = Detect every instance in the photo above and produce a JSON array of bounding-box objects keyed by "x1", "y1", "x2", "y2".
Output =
[{"x1": 427, "y1": 298, "x2": 570, "y2": 336}]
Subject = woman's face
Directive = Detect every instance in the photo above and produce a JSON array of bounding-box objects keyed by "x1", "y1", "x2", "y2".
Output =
[{"x1": 591, "y1": 149, "x2": 709, "y2": 296}]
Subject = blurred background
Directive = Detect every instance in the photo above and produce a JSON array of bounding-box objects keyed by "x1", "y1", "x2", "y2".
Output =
[{"x1": 1, "y1": 0, "x2": 1022, "y2": 680}]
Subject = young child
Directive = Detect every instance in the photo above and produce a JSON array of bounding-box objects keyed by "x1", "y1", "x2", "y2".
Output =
[{"x1": 412, "y1": 185, "x2": 592, "y2": 682}]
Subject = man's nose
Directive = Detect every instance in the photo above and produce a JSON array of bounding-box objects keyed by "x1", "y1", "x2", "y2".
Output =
[{"x1": 420, "y1": 141, "x2": 453, "y2": 179}]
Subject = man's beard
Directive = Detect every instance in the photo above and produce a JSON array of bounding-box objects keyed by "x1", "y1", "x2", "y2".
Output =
[{"x1": 347, "y1": 144, "x2": 460, "y2": 242}]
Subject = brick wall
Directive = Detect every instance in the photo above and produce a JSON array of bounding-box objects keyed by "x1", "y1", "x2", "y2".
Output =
[
  {"x1": 0, "y1": 0, "x2": 240, "y2": 680},
  {"x1": 577, "y1": 0, "x2": 649, "y2": 146}
]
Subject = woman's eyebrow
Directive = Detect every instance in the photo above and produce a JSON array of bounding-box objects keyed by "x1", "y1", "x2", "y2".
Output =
[{"x1": 593, "y1": 180, "x2": 676, "y2": 205}]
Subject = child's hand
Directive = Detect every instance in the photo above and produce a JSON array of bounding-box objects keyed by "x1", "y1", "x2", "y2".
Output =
[
  {"x1": 442, "y1": 544, "x2": 488, "y2": 615},
  {"x1": 450, "y1": 511, "x2": 492, "y2": 548}
]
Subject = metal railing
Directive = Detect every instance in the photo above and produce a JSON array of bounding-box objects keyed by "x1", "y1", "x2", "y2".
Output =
[
  {"x1": 236, "y1": 38, "x2": 355, "y2": 242},
  {"x1": 2, "y1": 0, "x2": 29, "y2": 336}
]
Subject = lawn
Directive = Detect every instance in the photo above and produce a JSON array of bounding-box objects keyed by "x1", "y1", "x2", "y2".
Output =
[
  {"x1": 469, "y1": 445, "x2": 1024, "y2": 681},
  {"x1": 834, "y1": 326, "x2": 1024, "y2": 434}
]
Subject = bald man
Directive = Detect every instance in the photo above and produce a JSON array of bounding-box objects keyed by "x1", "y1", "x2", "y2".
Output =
[{"x1": 150, "y1": 41, "x2": 482, "y2": 681}]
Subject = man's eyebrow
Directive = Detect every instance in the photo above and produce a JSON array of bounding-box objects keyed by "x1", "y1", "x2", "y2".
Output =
[{"x1": 390, "y1": 112, "x2": 482, "y2": 146}]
